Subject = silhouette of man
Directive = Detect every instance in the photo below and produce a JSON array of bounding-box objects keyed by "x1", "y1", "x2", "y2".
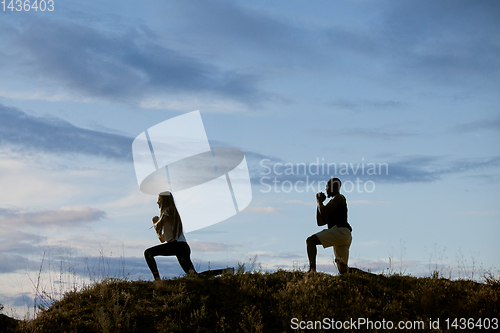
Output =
[{"x1": 306, "y1": 178, "x2": 352, "y2": 274}]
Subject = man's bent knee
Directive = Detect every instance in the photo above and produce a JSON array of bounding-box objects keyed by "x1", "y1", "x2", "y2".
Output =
[{"x1": 306, "y1": 235, "x2": 321, "y2": 246}]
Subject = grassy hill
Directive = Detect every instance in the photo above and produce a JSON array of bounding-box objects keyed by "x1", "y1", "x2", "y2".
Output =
[{"x1": 7, "y1": 270, "x2": 500, "y2": 332}]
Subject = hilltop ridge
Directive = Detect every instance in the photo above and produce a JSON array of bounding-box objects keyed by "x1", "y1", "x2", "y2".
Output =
[{"x1": 8, "y1": 270, "x2": 500, "y2": 332}]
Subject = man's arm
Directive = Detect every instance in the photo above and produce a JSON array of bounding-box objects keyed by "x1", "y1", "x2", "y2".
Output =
[
  {"x1": 316, "y1": 208, "x2": 327, "y2": 226},
  {"x1": 317, "y1": 195, "x2": 344, "y2": 217},
  {"x1": 316, "y1": 192, "x2": 327, "y2": 226}
]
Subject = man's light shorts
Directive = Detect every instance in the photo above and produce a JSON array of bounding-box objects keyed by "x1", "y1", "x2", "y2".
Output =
[{"x1": 316, "y1": 226, "x2": 352, "y2": 265}]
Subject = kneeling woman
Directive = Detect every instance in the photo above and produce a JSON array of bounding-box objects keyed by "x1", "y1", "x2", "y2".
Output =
[{"x1": 144, "y1": 191, "x2": 196, "y2": 281}]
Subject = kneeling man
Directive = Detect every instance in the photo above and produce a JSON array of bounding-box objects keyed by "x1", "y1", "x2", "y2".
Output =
[{"x1": 306, "y1": 178, "x2": 352, "y2": 274}]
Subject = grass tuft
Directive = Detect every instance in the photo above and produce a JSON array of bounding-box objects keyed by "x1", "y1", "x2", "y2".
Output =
[{"x1": 6, "y1": 270, "x2": 499, "y2": 332}]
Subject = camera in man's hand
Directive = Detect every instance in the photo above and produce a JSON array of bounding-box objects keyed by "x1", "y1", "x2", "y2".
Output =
[{"x1": 316, "y1": 192, "x2": 326, "y2": 202}]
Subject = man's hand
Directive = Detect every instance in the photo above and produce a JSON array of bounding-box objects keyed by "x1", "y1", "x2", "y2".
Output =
[
  {"x1": 152, "y1": 216, "x2": 159, "y2": 223},
  {"x1": 316, "y1": 192, "x2": 326, "y2": 203}
]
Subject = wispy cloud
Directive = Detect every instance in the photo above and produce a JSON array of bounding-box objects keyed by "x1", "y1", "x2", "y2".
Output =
[
  {"x1": 452, "y1": 118, "x2": 500, "y2": 134},
  {"x1": 348, "y1": 200, "x2": 390, "y2": 205},
  {"x1": 0, "y1": 15, "x2": 266, "y2": 106},
  {"x1": 0, "y1": 226, "x2": 46, "y2": 255},
  {"x1": 189, "y1": 241, "x2": 228, "y2": 252},
  {"x1": 310, "y1": 127, "x2": 417, "y2": 140},
  {"x1": 248, "y1": 153, "x2": 500, "y2": 185},
  {"x1": 381, "y1": 0, "x2": 500, "y2": 84},
  {"x1": 330, "y1": 99, "x2": 402, "y2": 112},
  {"x1": 159, "y1": 0, "x2": 318, "y2": 64},
  {"x1": 0, "y1": 206, "x2": 106, "y2": 228},
  {"x1": 285, "y1": 199, "x2": 390, "y2": 207},
  {"x1": 320, "y1": 0, "x2": 500, "y2": 87},
  {"x1": 0, "y1": 104, "x2": 132, "y2": 160},
  {"x1": 0, "y1": 292, "x2": 33, "y2": 308},
  {"x1": 371, "y1": 155, "x2": 500, "y2": 183},
  {"x1": 243, "y1": 206, "x2": 281, "y2": 214},
  {"x1": 458, "y1": 210, "x2": 500, "y2": 216},
  {"x1": 166, "y1": 0, "x2": 500, "y2": 85},
  {"x1": 0, "y1": 253, "x2": 35, "y2": 274},
  {"x1": 1, "y1": 0, "x2": 497, "y2": 109},
  {"x1": 284, "y1": 200, "x2": 315, "y2": 207}
]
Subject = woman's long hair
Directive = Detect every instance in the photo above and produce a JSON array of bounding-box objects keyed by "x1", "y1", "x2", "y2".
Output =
[{"x1": 158, "y1": 191, "x2": 183, "y2": 240}]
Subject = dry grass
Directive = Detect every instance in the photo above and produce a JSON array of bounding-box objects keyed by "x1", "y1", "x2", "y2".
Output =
[{"x1": 6, "y1": 269, "x2": 499, "y2": 333}]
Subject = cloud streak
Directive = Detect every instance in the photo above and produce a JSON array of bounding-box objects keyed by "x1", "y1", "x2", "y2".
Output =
[
  {"x1": 247, "y1": 153, "x2": 500, "y2": 185},
  {"x1": 0, "y1": 104, "x2": 133, "y2": 160},
  {"x1": 0, "y1": 206, "x2": 106, "y2": 228},
  {"x1": 329, "y1": 99, "x2": 403, "y2": 113},
  {"x1": 243, "y1": 207, "x2": 281, "y2": 214},
  {"x1": 1, "y1": 15, "x2": 265, "y2": 106},
  {"x1": 167, "y1": 0, "x2": 500, "y2": 83},
  {"x1": 1, "y1": 0, "x2": 497, "y2": 110},
  {"x1": 162, "y1": 0, "x2": 315, "y2": 59},
  {"x1": 0, "y1": 253, "x2": 34, "y2": 274},
  {"x1": 322, "y1": 0, "x2": 500, "y2": 86},
  {"x1": 311, "y1": 127, "x2": 417, "y2": 141},
  {"x1": 452, "y1": 118, "x2": 500, "y2": 134}
]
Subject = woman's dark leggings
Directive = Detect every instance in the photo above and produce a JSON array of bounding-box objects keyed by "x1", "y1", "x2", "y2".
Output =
[{"x1": 144, "y1": 241, "x2": 196, "y2": 279}]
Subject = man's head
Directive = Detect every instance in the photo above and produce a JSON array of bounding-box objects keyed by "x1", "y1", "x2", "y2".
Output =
[{"x1": 326, "y1": 178, "x2": 341, "y2": 197}]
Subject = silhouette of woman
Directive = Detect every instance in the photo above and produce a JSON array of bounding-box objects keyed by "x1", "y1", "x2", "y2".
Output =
[{"x1": 144, "y1": 191, "x2": 196, "y2": 281}]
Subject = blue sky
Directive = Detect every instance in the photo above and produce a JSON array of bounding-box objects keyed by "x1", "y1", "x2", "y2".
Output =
[{"x1": 1, "y1": 0, "x2": 499, "y2": 317}]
